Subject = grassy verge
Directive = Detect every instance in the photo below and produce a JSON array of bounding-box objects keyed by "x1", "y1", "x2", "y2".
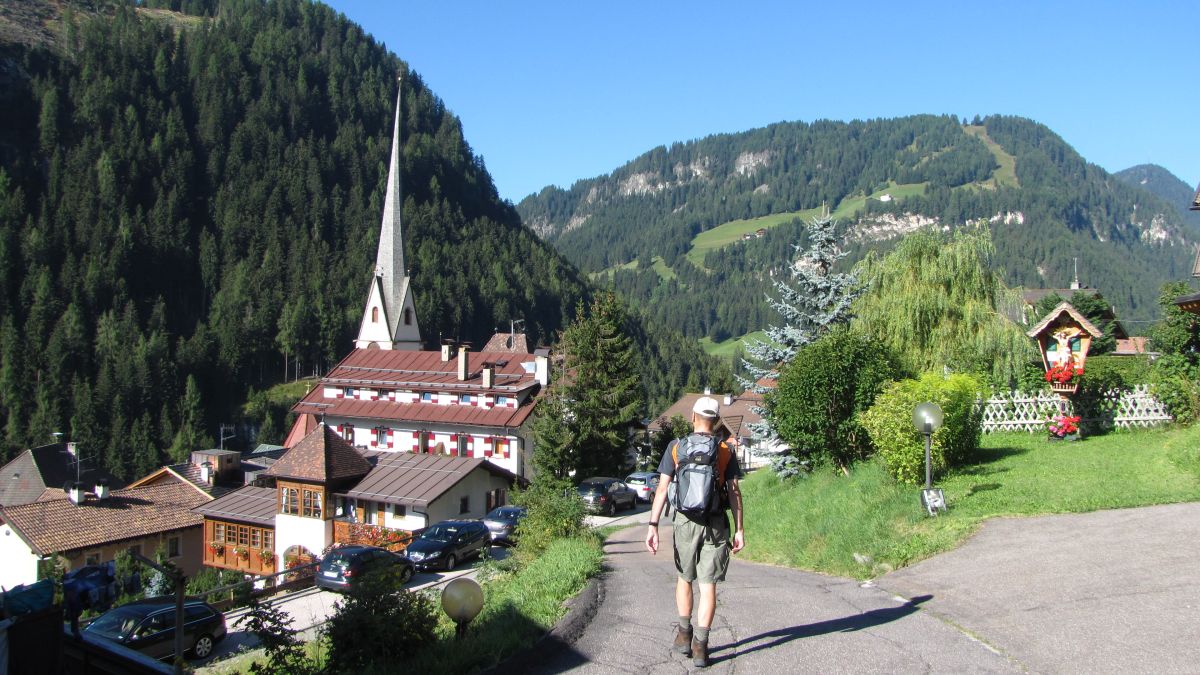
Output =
[
  {"x1": 405, "y1": 534, "x2": 603, "y2": 673},
  {"x1": 741, "y1": 426, "x2": 1200, "y2": 578}
]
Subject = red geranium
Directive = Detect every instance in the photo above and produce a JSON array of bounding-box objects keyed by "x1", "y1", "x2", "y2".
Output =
[
  {"x1": 1047, "y1": 414, "x2": 1081, "y2": 437},
  {"x1": 1045, "y1": 362, "x2": 1084, "y2": 384}
]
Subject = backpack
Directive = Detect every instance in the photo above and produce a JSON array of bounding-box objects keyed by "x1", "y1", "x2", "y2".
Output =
[{"x1": 668, "y1": 433, "x2": 732, "y2": 517}]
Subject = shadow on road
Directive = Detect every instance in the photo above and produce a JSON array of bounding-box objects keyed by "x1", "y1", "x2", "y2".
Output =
[{"x1": 709, "y1": 594, "x2": 933, "y2": 664}]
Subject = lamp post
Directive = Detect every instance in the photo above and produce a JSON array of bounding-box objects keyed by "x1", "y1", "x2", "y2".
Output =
[
  {"x1": 441, "y1": 577, "x2": 484, "y2": 639},
  {"x1": 912, "y1": 402, "x2": 946, "y2": 516}
]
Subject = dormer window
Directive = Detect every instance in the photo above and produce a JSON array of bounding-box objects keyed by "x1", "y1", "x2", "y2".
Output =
[
  {"x1": 421, "y1": 392, "x2": 434, "y2": 403},
  {"x1": 404, "y1": 308, "x2": 412, "y2": 325},
  {"x1": 460, "y1": 394, "x2": 476, "y2": 405}
]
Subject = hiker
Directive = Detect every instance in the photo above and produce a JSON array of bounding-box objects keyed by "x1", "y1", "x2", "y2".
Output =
[{"x1": 645, "y1": 395, "x2": 745, "y2": 668}]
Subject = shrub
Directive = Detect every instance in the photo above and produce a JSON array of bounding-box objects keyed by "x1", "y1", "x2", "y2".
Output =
[
  {"x1": 766, "y1": 328, "x2": 899, "y2": 473},
  {"x1": 860, "y1": 372, "x2": 984, "y2": 485},
  {"x1": 323, "y1": 565, "x2": 438, "y2": 670},
  {"x1": 1150, "y1": 354, "x2": 1200, "y2": 425},
  {"x1": 511, "y1": 475, "x2": 586, "y2": 564}
]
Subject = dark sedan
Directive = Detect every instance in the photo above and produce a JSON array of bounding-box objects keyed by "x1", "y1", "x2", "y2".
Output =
[
  {"x1": 83, "y1": 597, "x2": 226, "y2": 661},
  {"x1": 482, "y1": 505, "x2": 528, "y2": 545},
  {"x1": 577, "y1": 477, "x2": 638, "y2": 516},
  {"x1": 405, "y1": 520, "x2": 490, "y2": 571},
  {"x1": 315, "y1": 545, "x2": 415, "y2": 592}
]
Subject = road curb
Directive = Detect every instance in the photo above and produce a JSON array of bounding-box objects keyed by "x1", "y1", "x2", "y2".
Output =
[{"x1": 486, "y1": 569, "x2": 605, "y2": 674}]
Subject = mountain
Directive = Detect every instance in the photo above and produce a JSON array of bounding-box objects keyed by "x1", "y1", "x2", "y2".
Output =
[
  {"x1": 518, "y1": 115, "x2": 1196, "y2": 346},
  {"x1": 1114, "y1": 164, "x2": 1200, "y2": 231},
  {"x1": 0, "y1": 0, "x2": 727, "y2": 476}
]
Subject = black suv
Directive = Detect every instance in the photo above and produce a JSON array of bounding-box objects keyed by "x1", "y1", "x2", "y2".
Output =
[
  {"x1": 405, "y1": 520, "x2": 490, "y2": 571},
  {"x1": 83, "y1": 597, "x2": 226, "y2": 660},
  {"x1": 577, "y1": 477, "x2": 638, "y2": 516},
  {"x1": 316, "y1": 545, "x2": 416, "y2": 592}
]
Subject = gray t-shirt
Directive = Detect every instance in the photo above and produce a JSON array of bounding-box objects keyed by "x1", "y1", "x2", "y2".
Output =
[{"x1": 657, "y1": 433, "x2": 743, "y2": 482}]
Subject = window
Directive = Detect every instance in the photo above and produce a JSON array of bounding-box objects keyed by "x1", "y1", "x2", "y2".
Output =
[
  {"x1": 250, "y1": 529, "x2": 261, "y2": 549},
  {"x1": 341, "y1": 424, "x2": 354, "y2": 442},
  {"x1": 374, "y1": 427, "x2": 388, "y2": 445},
  {"x1": 392, "y1": 504, "x2": 407, "y2": 518},
  {"x1": 129, "y1": 544, "x2": 142, "y2": 557},
  {"x1": 238, "y1": 526, "x2": 249, "y2": 547},
  {"x1": 168, "y1": 536, "x2": 181, "y2": 558},
  {"x1": 345, "y1": 388, "x2": 357, "y2": 398},
  {"x1": 460, "y1": 394, "x2": 475, "y2": 405},
  {"x1": 421, "y1": 392, "x2": 433, "y2": 403},
  {"x1": 263, "y1": 530, "x2": 273, "y2": 551},
  {"x1": 302, "y1": 489, "x2": 323, "y2": 518},
  {"x1": 85, "y1": 552, "x2": 100, "y2": 566},
  {"x1": 361, "y1": 500, "x2": 375, "y2": 524},
  {"x1": 459, "y1": 496, "x2": 470, "y2": 514},
  {"x1": 282, "y1": 487, "x2": 300, "y2": 515},
  {"x1": 403, "y1": 308, "x2": 412, "y2": 325},
  {"x1": 214, "y1": 523, "x2": 226, "y2": 543},
  {"x1": 371, "y1": 306, "x2": 379, "y2": 323}
]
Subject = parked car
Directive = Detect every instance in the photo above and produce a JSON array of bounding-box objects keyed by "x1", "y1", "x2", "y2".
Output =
[
  {"x1": 624, "y1": 471, "x2": 660, "y2": 502},
  {"x1": 315, "y1": 545, "x2": 415, "y2": 592},
  {"x1": 83, "y1": 597, "x2": 226, "y2": 661},
  {"x1": 482, "y1": 505, "x2": 528, "y2": 545},
  {"x1": 405, "y1": 520, "x2": 490, "y2": 571},
  {"x1": 577, "y1": 477, "x2": 638, "y2": 516}
]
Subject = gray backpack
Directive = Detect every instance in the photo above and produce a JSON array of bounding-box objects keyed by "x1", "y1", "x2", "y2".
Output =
[{"x1": 668, "y1": 433, "x2": 731, "y2": 517}]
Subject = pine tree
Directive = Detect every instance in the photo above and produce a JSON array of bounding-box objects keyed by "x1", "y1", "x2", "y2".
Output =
[
  {"x1": 741, "y1": 215, "x2": 862, "y2": 477},
  {"x1": 560, "y1": 292, "x2": 645, "y2": 479},
  {"x1": 529, "y1": 385, "x2": 577, "y2": 480}
]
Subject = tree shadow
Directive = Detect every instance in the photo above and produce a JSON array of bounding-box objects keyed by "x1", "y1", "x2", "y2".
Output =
[
  {"x1": 708, "y1": 594, "x2": 932, "y2": 664},
  {"x1": 965, "y1": 483, "x2": 1001, "y2": 497}
]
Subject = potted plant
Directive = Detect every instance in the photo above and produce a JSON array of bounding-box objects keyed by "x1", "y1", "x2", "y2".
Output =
[
  {"x1": 1047, "y1": 414, "x2": 1081, "y2": 441},
  {"x1": 259, "y1": 548, "x2": 275, "y2": 566},
  {"x1": 233, "y1": 546, "x2": 249, "y2": 560},
  {"x1": 207, "y1": 541, "x2": 225, "y2": 556},
  {"x1": 1045, "y1": 361, "x2": 1084, "y2": 394}
]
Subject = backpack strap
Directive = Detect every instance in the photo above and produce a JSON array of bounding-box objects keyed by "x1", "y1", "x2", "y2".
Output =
[{"x1": 715, "y1": 441, "x2": 732, "y2": 488}]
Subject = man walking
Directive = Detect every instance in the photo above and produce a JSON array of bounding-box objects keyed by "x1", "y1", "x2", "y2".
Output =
[{"x1": 646, "y1": 395, "x2": 745, "y2": 668}]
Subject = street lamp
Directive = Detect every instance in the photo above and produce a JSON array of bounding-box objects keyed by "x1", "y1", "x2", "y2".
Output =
[
  {"x1": 912, "y1": 402, "x2": 946, "y2": 516},
  {"x1": 441, "y1": 577, "x2": 484, "y2": 638}
]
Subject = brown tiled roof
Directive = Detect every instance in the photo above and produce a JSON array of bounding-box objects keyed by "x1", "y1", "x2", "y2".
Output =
[
  {"x1": 293, "y1": 396, "x2": 535, "y2": 429},
  {"x1": 0, "y1": 481, "x2": 208, "y2": 556},
  {"x1": 265, "y1": 425, "x2": 371, "y2": 483},
  {"x1": 1026, "y1": 301, "x2": 1104, "y2": 339},
  {"x1": 340, "y1": 452, "x2": 517, "y2": 508},
  {"x1": 314, "y1": 348, "x2": 539, "y2": 393},
  {"x1": 648, "y1": 392, "x2": 764, "y2": 438},
  {"x1": 0, "y1": 444, "x2": 121, "y2": 508},
  {"x1": 127, "y1": 464, "x2": 236, "y2": 498},
  {"x1": 1113, "y1": 337, "x2": 1153, "y2": 356},
  {"x1": 482, "y1": 332, "x2": 530, "y2": 354},
  {"x1": 193, "y1": 486, "x2": 277, "y2": 526}
]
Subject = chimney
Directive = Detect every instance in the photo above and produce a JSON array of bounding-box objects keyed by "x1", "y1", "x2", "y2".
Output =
[
  {"x1": 704, "y1": 387, "x2": 712, "y2": 395},
  {"x1": 441, "y1": 339, "x2": 454, "y2": 362},
  {"x1": 458, "y1": 345, "x2": 469, "y2": 381},
  {"x1": 534, "y1": 349, "x2": 550, "y2": 386},
  {"x1": 482, "y1": 363, "x2": 495, "y2": 389},
  {"x1": 68, "y1": 481, "x2": 85, "y2": 505},
  {"x1": 200, "y1": 461, "x2": 213, "y2": 485},
  {"x1": 724, "y1": 394, "x2": 733, "y2": 406},
  {"x1": 94, "y1": 478, "x2": 110, "y2": 501}
]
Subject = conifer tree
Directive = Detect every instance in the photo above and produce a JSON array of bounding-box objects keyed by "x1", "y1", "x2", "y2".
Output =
[
  {"x1": 529, "y1": 385, "x2": 577, "y2": 480},
  {"x1": 560, "y1": 292, "x2": 645, "y2": 479},
  {"x1": 742, "y1": 215, "x2": 862, "y2": 477}
]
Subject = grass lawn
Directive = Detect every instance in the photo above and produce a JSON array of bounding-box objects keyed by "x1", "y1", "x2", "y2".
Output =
[
  {"x1": 685, "y1": 182, "x2": 927, "y2": 267},
  {"x1": 741, "y1": 425, "x2": 1200, "y2": 579},
  {"x1": 699, "y1": 330, "x2": 768, "y2": 357},
  {"x1": 590, "y1": 256, "x2": 677, "y2": 282}
]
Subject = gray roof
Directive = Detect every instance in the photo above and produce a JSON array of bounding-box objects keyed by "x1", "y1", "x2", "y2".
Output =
[
  {"x1": 340, "y1": 452, "x2": 517, "y2": 508},
  {"x1": 0, "y1": 444, "x2": 120, "y2": 508},
  {"x1": 193, "y1": 486, "x2": 277, "y2": 526}
]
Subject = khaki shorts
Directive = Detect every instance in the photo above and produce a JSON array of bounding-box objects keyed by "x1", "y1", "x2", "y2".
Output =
[{"x1": 672, "y1": 510, "x2": 731, "y2": 584}]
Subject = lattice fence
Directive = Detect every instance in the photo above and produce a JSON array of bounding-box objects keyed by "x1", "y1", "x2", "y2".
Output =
[{"x1": 980, "y1": 385, "x2": 1172, "y2": 433}]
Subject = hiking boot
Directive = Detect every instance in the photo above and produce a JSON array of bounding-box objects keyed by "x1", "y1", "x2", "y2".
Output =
[
  {"x1": 672, "y1": 625, "x2": 693, "y2": 655},
  {"x1": 692, "y1": 638, "x2": 709, "y2": 668}
]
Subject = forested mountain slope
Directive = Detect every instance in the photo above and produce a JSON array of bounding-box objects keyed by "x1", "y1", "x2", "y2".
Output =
[
  {"x1": 519, "y1": 115, "x2": 1195, "y2": 343},
  {"x1": 1114, "y1": 164, "x2": 1200, "y2": 231},
  {"x1": 0, "y1": 0, "x2": 726, "y2": 477}
]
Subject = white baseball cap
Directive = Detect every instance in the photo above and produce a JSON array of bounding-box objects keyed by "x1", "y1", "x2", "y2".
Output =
[{"x1": 692, "y1": 396, "x2": 720, "y2": 419}]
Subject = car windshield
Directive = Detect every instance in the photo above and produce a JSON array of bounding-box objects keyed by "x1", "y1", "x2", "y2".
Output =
[
  {"x1": 87, "y1": 606, "x2": 147, "y2": 640},
  {"x1": 626, "y1": 476, "x2": 647, "y2": 485},
  {"x1": 577, "y1": 482, "x2": 606, "y2": 494},
  {"x1": 486, "y1": 507, "x2": 523, "y2": 520},
  {"x1": 421, "y1": 525, "x2": 460, "y2": 541}
]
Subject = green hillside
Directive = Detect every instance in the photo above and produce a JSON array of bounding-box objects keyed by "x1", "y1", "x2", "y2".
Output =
[{"x1": 519, "y1": 115, "x2": 1195, "y2": 350}]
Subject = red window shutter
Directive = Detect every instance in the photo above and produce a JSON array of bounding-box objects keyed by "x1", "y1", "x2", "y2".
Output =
[
  {"x1": 450, "y1": 434, "x2": 458, "y2": 442},
  {"x1": 336, "y1": 425, "x2": 343, "y2": 432},
  {"x1": 387, "y1": 429, "x2": 393, "y2": 437}
]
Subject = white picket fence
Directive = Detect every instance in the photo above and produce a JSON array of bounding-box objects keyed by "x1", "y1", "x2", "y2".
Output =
[{"x1": 980, "y1": 385, "x2": 1172, "y2": 433}]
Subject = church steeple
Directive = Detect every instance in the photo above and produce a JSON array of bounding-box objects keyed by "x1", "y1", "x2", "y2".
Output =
[{"x1": 355, "y1": 77, "x2": 422, "y2": 351}]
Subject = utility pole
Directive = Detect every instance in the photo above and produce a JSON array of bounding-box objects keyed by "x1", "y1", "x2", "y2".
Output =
[{"x1": 219, "y1": 423, "x2": 236, "y2": 451}]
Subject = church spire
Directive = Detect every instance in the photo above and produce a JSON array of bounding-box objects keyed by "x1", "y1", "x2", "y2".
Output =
[{"x1": 355, "y1": 76, "x2": 422, "y2": 351}]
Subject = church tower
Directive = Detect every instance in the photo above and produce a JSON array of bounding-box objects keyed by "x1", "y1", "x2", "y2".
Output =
[{"x1": 355, "y1": 78, "x2": 422, "y2": 351}]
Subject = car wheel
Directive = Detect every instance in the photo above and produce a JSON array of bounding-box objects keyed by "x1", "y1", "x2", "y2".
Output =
[
  {"x1": 445, "y1": 554, "x2": 457, "y2": 571},
  {"x1": 191, "y1": 633, "x2": 215, "y2": 659},
  {"x1": 399, "y1": 565, "x2": 414, "y2": 584},
  {"x1": 604, "y1": 502, "x2": 615, "y2": 517}
]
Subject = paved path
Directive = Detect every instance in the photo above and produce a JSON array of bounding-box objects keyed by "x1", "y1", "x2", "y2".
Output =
[
  {"x1": 877, "y1": 502, "x2": 1200, "y2": 675},
  {"x1": 533, "y1": 521, "x2": 1018, "y2": 674},
  {"x1": 539, "y1": 501, "x2": 1200, "y2": 674}
]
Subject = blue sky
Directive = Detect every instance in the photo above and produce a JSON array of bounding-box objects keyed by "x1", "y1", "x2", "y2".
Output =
[{"x1": 324, "y1": 1, "x2": 1198, "y2": 204}]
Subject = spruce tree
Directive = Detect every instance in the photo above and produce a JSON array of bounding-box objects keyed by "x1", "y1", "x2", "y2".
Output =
[
  {"x1": 560, "y1": 292, "x2": 645, "y2": 479},
  {"x1": 742, "y1": 215, "x2": 862, "y2": 477},
  {"x1": 529, "y1": 386, "x2": 578, "y2": 480}
]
